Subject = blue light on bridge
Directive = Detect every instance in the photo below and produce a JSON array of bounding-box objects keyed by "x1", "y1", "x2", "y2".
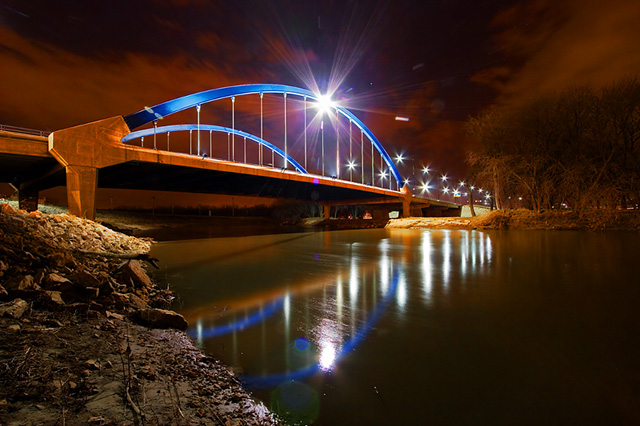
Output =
[
  {"x1": 122, "y1": 84, "x2": 403, "y2": 186},
  {"x1": 121, "y1": 124, "x2": 308, "y2": 174}
]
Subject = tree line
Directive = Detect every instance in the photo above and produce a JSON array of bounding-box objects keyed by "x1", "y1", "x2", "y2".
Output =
[{"x1": 464, "y1": 78, "x2": 640, "y2": 213}]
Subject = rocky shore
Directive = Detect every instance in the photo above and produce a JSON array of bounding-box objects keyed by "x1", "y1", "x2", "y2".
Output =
[
  {"x1": 387, "y1": 208, "x2": 640, "y2": 231},
  {"x1": 0, "y1": 204, "x2": 280, "y2": 425}
]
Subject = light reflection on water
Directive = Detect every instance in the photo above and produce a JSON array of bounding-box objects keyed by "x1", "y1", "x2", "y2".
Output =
[{"x1": 152, "y1": 229, "x2": 640, "y2": 425}]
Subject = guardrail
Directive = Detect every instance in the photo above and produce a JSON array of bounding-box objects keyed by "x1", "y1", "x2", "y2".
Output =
[{"x1": 0, "y1": 124, "x2": 51, "y2": 137}]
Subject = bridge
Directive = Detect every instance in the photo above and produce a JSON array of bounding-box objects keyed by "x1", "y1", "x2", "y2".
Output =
[{"x1": 0, "y1": 84, "x2": 460, "y2": 220}]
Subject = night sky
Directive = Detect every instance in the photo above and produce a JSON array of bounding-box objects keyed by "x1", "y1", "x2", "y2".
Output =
[{"x1": 2, "y1": 0, "x2": 640, "y2": 181}]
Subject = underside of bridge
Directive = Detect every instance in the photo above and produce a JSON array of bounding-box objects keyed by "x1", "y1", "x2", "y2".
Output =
[{"x1": 97, "y1": 161, "x2": 393, "y2": 202}]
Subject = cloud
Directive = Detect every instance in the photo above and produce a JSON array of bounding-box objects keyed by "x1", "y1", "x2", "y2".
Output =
[
  {"x1": 0, "y1": 25, "x2": 262, "y2": 130},
  {"x1": 473, "y1": 0, "x2": 640, "y2": 104}
]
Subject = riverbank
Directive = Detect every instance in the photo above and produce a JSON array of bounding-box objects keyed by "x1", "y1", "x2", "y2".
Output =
[
  {"x1": 0, "y1": 204, "x2": 280, "y2": 425},
  {"x1": 387, "y1": 208, "x2": 640, "y2": 231}
]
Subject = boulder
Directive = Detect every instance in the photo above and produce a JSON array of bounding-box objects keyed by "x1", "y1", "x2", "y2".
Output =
[
  {"x1": 0, "y1": 298, "x2": 29, "y2": 319},
  {"x1": 70, "y1": 270, "x2": 100, "y2": 288},
  {"x1": 126, "y1": 293, "x2": 149, "y2": 310},
  {"x1": 4, "y1": 275, "x2": 41, "y2": 297},
  {"x1": 118, "y1": 260, "x2": 153, "y2": 289},
  {"x1": 40, "y1": 291, "x2": 65, "y2": 310},
  {"x1": 43, "y1": 273, "x2": 73, "y2": 292},
  {"x1": 133, "y1": 308, "x2": 188, "y2": 330}
]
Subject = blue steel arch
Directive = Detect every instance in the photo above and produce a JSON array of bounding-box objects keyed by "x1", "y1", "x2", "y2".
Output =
[
  {"x1": 124, "y1": 84, "x2": 402, "y2": 185},
  {"x1": 121, "y1": 124, "x2": 308, "y2": 174}
]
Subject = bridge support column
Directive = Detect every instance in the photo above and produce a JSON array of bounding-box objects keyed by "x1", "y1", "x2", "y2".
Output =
[
  {"x1": 322, "y1": 204, "x2": 331, "y2": 220},
  {"x1": 400, "y1": 184, "x2": 413, "y2": 218},
  {"x1": 65, "y1": 165, "x2": 97, "y2": 220},
  {"x1": 18, "y1": 189, "x2": 39, "y2": 212}
]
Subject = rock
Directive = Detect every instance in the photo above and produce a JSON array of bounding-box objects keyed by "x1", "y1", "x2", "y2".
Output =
[
  {"x1": 43, "y1": 318, "x2": 64, "y2": 327},
  {"x1": 4, "y1": 275, "x2": 41, "y2": 296},
  {"x1": 118, "y1": 259, "x2": 153, "y2": 289},
  {"x1": 105, "y1": 311, "x2": 124, "y2": 321},
  {"x1": 43, "y1": 273, "x2": 73, "y2": 292},
  {"x1": 47, "y1": 252, "x2": 65, "y2": 268},
  {"x1": 64, "y1": 302, "x2": 90, "y2": 313},
  {"x1": 85, "y1": 359, "x2": 101, "y2": 370},
  {"x1": 0, "y1": 298, "x2": 29, "y2": 319},
  {"x1": 40, "y1": 291, "x2": 65, "y2": 310},
  {"x1": 133, "y1": 308, "x2": 189, "y2": 330},
  {"x1": 109, "y1": 292, "x2": 128, "y2": 309},
  {"x1": 126, "y1": 293, "x2": 149, "y2": 310},
  {"x1": 7, "y1": 324, "x2": 20, "y2": 332},
  {"x1": 1, "y1": 203, "x2": 18, "y2": 215},
  {"x1": 71, "y1": 270, "x2": 100, "y2": 287},
  {"x1": 149, "y1": 289, "x2": 174, "y2": 308},
  {"x1": 0, "y1": 284, "x2": 7, "y2": 299}
]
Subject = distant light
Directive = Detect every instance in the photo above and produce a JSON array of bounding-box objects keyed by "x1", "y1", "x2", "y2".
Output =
[
  {"x1": 347, "y1": 160, "x2": 356, "y2": 170},
  {"x1": 379, "y1": 171, "x2": 388, "y2": 179},
  {"x1": 440, "y1": 175, "x2": 448, "y2": 181},
  {"x1": 470, "y1": 186, "x2": 475, "y2": 190},
  {"x1": 478, "y1": 188, "x2": 483, "y2": 193},
  {"x1": 395, "y1": 153, "x2": 404, "y2": 163},
  {"x1": 422, "y1": 166, "x2": 431, "y2": 174},
  {"x1": 443, "y1": 187, "x2": 450, "y2": 193},
  {"x1": 395, "y1": 116, "x2": 410, "y2": 122},
  {"x1": 459, "y1": 181, "x2": 465, "y2": 187},
  {"x1": 313, "y1": 177, "x2": 319, "y2": 185},
  {"x1": 403, "y1": 178, "x2": 410, "y2": 185},
  {"x1": 421, "y1": 183, "x2": 431, "y2": 192}
]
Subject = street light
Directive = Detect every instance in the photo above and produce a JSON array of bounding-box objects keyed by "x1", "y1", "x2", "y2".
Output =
[
  {"x1": 347, "y1": 160, "x2": 356, "y2": 181},
  {"x1": 422, "y1": 166, "x2": 431, "y2": 174},
  {"x1": 315, "y1": 94, "x2": 335, "y2": 115},
  {"x1": 395, "y1": 153, "x2": 404, "y2": 164},
  {"x1": 421, "y1": 182, "x2": 431, "y2": 193},
  {"x1": 440, "y1": 175, "x2": 448, "y2": 182}
]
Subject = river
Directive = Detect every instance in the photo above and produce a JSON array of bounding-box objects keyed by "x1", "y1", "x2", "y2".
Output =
[{"x1": 151, "y1": 228, "x2": 640, "y2": 425}]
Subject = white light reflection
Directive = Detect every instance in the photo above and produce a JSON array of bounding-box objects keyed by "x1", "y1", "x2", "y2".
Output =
[
  {"x1": 284, "y1": 292, "x2": 291, "y2": 326},
  {"x1": 196, "y1": 319, "x2": 203, "y2": 345},
  {"x1": 379, "y1": 239, "x2": 390, "y2": 295},
  {"x1": 315, "y1": 318, "x2": 341, "y2": 372},
  {"x1": 336, "y1": 276, "x2": 343, "y2": 325},
  {"x1": 485, "y1": 235, "x2": 493, "y2": 263},
  {"x1": 421, "y1": 232, "x2": 433, "y2": 303},
  {"x1": 319, "y1": 342, "x2": 337, "y2": 371},
  {"x1": 442, "y1": 230, "x2": 451, "y2": 286},
  {"x1": 396, "y1": 272, "x2": 407, "y2": 312},
  {"x1": 461, "y1": 231, "x2": 469, "y2": 277},
  {"x1": 349, "y1": 260, "x2": 358, "y2": 303}
]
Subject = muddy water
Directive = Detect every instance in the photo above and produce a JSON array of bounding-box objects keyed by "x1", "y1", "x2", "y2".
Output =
[{"x1": 151, "y1": 229, "x2": 640, "y2": 425}]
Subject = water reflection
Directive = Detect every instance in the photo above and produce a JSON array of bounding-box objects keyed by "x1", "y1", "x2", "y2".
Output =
[
  {"x1": 152, "y1": 229, "x2": 640, "y2": 425},
  {"x1": 171, "y1": 229, "x2": 497, "y2": 389}
]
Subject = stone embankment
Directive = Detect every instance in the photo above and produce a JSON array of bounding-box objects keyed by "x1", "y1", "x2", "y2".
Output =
[{"x1": 0, "y1": 203, "x2": 280, "y2": 425}]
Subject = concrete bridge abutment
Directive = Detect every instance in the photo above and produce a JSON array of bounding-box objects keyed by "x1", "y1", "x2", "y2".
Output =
[{"x1": 48, "y1": 116, "x2": 131, "y2": 220}]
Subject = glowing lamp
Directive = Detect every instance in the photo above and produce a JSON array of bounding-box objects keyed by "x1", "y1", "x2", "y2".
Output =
[{"x1": 316, "y1": 94, "x2": 336, "y2": 115}]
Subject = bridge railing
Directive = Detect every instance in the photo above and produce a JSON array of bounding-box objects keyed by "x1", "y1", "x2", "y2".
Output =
[{"x1": 0, "y1": 124, "x2": 51, "y2": 137}]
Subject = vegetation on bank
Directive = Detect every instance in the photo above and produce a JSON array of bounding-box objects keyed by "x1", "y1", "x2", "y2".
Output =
[
  {"x1": 464, "y1": 78, "x2": 640, "y2": 214},
  {"x1": 388, "y1": 208, "x2": 640, "y2": 231}
]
